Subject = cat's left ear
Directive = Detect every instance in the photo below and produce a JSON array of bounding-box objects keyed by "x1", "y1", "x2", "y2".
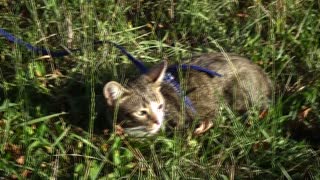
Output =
[
  {"x1": 103, "y1": 81, "x2": 129, "y2": 106},
  {"x1": 145, "y1": 60, "x2": 167, "y2": 86}
]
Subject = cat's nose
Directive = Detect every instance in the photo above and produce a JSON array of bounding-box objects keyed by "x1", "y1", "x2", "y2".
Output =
[
  {"x1": 149, "y1": 114, "x2": 160, "y2": 125},
  {"x1": 152, "y1": 118, "x2": 160, "y2": 125}
]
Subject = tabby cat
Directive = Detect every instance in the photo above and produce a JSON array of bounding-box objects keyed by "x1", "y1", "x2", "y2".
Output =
[{"x1": 103, "y1": 53, "x2": 272, "y2": 137}]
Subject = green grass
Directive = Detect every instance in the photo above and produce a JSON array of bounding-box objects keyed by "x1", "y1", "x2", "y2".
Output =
[{"x1": 1, "y1": 0, "x2": 320, "y2": 179}]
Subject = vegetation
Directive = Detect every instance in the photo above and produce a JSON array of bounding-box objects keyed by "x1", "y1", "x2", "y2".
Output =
[{"x1": 0, "y1": 0, "x2": 319, "y2": 179}]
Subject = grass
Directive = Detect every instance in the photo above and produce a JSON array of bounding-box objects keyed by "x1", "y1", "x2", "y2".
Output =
[{"x1": 0, "y1": 0, "x2": 320, "y2": 179}]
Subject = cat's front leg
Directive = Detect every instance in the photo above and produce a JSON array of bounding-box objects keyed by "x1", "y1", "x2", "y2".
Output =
[{"x1": 194, "y1": 119, "x2": 213, "y2": 135}]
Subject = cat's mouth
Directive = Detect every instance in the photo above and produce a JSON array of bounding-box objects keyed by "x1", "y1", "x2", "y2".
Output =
[{"x1": 121, "y1": 123, "x2": 162, "y2": 137}]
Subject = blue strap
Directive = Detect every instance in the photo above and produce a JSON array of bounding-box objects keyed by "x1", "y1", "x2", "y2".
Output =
[
  {"x1": 165, "y1": 65, "x2": 222, "y2": 114},
  {"x1": 0, "y1": 28, "x2": 82, "y2": 57},
  {"x1": 99, "y1": 40, "x2": 148, "y2": 74},
  {"x1": 0, "y1": 28, "x2": 38, "y2": 51},
  {"x1": 1, "y1": 28, "x2": 222, "y2": 114},
  {"x1": 0, "y1": 28, "x2": 149, "y2": 73},
  {"x1": 164, "y1": 73, "x2": 196, "y2": 113},
  {"x1": 167, "y1": 64, "x2": 222, "y2": 77}
]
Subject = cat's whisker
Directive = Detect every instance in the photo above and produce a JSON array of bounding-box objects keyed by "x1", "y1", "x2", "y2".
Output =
[
  {"x1": 149, "y1": 123, "x2": 162, "y2": 134},
  {"x1": 124, "y1": 127, "x2": 156, "y2": 137},
  {"x1": 124, "y1": 126, "x2": 146, "y2": 131}
]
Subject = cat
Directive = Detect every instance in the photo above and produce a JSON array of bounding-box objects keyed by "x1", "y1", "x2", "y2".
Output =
[{"x1": 103, "y1": 53, "x2": 272, "y2": 137}]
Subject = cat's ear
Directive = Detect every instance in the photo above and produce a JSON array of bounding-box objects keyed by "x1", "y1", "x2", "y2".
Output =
[
  {"x1": 103, "y1": 81, "x2": 129, "y2": 106},
  {"x1": 145, "y1": 60, "x2": 167, "y2": 86}
]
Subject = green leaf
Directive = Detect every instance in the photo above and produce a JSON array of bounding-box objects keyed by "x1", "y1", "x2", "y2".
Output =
[
  {"x1": 14, "y1": 112, "x2": 67, "y2": 127},
  {"x1": 89, "y1": 160, "x2": 100, "y2": 180},
  {"x1": 113, "y1": 150, "x2": 121, "y2": 166},
  {"x1": 0, "y1": 100, "x2": 18, "y2": 111}
]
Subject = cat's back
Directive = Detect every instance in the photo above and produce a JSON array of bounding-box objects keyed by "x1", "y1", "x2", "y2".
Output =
[
  {"x1": 182, "y1": 53, "x2": 272, "y2": 118},
  {"x1": 188, "y1": 53, "x2": 262, "y2": 72}
]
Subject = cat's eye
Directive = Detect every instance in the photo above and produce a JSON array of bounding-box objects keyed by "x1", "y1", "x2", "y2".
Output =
[
  {"x1": 136, "y1": 110, "x2": 148, "y2": 116},
  {"x1": 158, "y1": 104, "x2": 163, "y2": 110}
]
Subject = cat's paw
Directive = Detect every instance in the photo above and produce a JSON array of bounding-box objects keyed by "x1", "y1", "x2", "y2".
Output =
[
  {"x1": 259, "y1": 109, "x2": 268, "y2": 119},
  {"x1": 115, "y1": 125, "x2": 125, "y2": 135},
  {"x1": 194, "y1": 119, "x2": 213, "y2": 135}
]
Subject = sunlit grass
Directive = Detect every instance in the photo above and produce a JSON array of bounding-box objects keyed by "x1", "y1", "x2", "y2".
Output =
[{"x1": 0, "y1": 0, "x2": 320, "y2": 179}]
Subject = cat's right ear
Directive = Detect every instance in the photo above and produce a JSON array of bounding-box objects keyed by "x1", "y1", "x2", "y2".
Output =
[
  {"x1": 145, "y1": 60, "x2": 168, "y2": 86},
  {"x1": 103, "y1": 81, "x2": 129, "y2": 106}
]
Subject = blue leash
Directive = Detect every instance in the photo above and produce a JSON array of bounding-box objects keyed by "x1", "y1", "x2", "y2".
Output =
[
  {"x1": 97, "y1": 40, "x2": 148, "y2": 74},
  {"x1": 0, "y1": 28, "x2": 222, "y2": 114},
  {"x1": 167, "y1": 64, "x2": 222, "y2": 77},
  {"x1": 0, "y1": 28, "x2": 80, "y2": 57},
  {"x1": 166, "y1": 64, "x2": 222, "y2": 113}
]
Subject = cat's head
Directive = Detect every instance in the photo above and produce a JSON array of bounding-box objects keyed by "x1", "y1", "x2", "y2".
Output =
[{"x1": 103, "y1": 61, "x2": 167, "y2": 137}]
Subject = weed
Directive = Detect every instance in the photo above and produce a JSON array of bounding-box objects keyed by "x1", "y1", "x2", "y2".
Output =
[{"x1": 0, "y1": 0, "x2": 319, "y2": 179}]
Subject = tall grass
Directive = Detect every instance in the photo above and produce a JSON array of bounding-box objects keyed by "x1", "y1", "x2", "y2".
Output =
[{"x1": 0, "y1": 0, "x2": 319, "y2": 179}]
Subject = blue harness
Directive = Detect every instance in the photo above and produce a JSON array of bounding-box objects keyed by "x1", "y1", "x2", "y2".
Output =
[{"x1": 0, "y1": 28, "x2": 221, "y2": 113}]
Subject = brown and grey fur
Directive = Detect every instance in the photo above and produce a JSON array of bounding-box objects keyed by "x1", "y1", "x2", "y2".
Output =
[{"x1": 103, "y1": 53, "x2": 272, "y2": 137}]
